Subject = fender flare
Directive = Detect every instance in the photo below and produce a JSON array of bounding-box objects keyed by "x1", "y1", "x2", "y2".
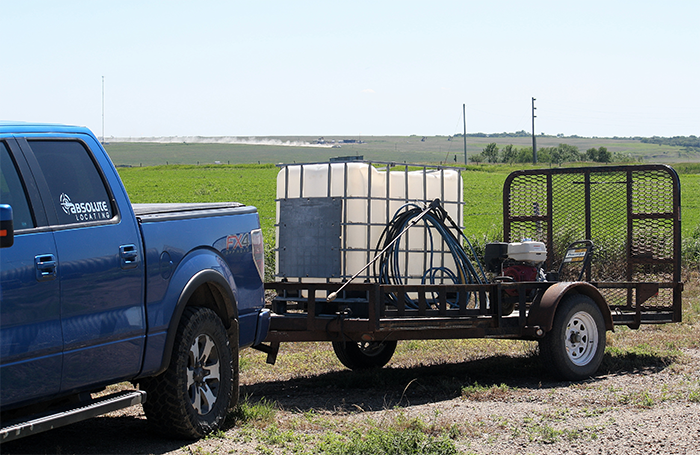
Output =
[
  {"x1": 156, "y1": 269, "x2": 239, "y2": 376},
  {"x1": 528, "y1": 282, "x2": 614, "y2": 334}
]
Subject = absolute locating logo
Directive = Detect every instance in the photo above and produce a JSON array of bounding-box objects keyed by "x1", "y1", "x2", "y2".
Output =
[{"x1": 60, "y1": 193, "x2": 111, "y2": 221}]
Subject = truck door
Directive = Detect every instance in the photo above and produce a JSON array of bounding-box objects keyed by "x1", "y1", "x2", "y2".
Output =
[
  {"x1": 0, "y1": 140, "x2": 62, "y2": 406},
  {"x1": 19, "y1": 137, "x2": 146, "y2": 391}
]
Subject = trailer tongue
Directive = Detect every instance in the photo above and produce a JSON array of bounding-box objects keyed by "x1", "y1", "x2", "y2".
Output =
[{"x1": 257, "y1": 164, "x2": 682, "y2": 381}]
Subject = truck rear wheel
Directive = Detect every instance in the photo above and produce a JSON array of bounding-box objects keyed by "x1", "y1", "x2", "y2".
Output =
[
  {"x1": 539, "y1": 294, "x2": 606, "y2": 381},
  {"x1": 332, "y1": 340, "x2": 397, "y2": 370},
  {"x1": 142, "y1": 306, "x2": 236, "y2": 439}
]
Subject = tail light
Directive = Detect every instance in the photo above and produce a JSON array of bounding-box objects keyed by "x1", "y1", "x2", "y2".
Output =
[{"x1": 251, "y1": 228, "x2": 265, "y2": 281}]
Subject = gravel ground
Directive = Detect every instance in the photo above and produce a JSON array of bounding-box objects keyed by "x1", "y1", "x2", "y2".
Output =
[{"x1": 3, "y1": 347, "x2": 700, "y2": 455}]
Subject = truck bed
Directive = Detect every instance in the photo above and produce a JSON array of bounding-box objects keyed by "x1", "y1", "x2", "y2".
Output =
[{"x1": 133, "y1": 202, "x2": 255, "y2": 221}]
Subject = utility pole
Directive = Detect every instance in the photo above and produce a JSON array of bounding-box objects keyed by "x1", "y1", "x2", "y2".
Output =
[
  {"x1": 531, "y1": 97, "x2": 537, "y2": 164},
  {"x1": 463, "y1": 103, "x2": 467, "y2": 165}
]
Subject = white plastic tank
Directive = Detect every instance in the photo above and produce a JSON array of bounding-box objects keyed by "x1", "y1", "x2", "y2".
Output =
[{"x1": 276, "y1": 162, "x2": 464, "y2": 282}]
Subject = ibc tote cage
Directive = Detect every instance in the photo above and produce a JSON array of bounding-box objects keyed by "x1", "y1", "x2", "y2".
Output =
[{"x1": 275, "y1": 161, "x2": 465, "y2": 284}]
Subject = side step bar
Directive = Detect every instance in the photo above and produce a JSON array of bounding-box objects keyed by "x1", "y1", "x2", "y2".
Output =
[{"x1": 1, "y1": 390, "x2": 146, "y2": 443}]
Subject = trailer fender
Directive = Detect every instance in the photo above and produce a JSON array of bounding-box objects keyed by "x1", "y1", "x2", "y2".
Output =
[{"x1": 528, "y1": 282, "x2": 614, "y2": 334}]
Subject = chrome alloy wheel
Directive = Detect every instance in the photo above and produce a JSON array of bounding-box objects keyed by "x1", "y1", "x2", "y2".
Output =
[{"x1": 187, "y1": 333, "x2": 221, "y2": 415}]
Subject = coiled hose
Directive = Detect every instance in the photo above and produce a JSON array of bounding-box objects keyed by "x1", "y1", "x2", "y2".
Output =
[{"x1": 373, "y1": 201, "x2": 487, "y2": 308}]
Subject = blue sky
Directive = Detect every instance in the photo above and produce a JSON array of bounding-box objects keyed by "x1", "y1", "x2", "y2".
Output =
[{"x1": 2, "y1": 1, "x2": 698, "y2": 138}]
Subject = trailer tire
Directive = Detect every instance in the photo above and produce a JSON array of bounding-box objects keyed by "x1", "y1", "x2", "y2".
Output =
[
  {"x1": 142, "y1": 306, "x2": 236, "y2": 439},
  {"x1": 332, "y1": 340, "x2": 397, "y2": 370},
  {"x1": 539, "y1": 294, "x2": 606, "y2": 381}
]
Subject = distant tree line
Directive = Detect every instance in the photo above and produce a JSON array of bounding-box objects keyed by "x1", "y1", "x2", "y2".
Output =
[
  {"x1": 454, "y1": 131, "x2": 531, "y2": 138},
  {"x1": 469, "y1": 143, "x2": 634, "y2": 165},
  {"x1": 640, "y1": 136, "x2": 700, "y2": 151}
]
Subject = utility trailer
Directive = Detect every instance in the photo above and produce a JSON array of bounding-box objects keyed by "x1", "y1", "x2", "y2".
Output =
[{"x1": 257, "y1": 164, "x2": 682, "y2": 380}]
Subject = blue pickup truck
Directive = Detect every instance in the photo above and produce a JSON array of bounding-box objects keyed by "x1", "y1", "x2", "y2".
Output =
[{"x1": 0, "y1": 122, "x2": 270, "y2": 441}]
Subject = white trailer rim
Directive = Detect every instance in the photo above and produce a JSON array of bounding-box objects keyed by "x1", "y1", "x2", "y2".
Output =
[{"x1": 565, "y1": 310, "x2": 599, "y2": 367}]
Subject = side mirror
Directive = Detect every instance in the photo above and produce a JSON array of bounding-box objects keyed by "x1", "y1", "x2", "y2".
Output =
[{"x1": 1, "y1": 204, "x2": 14, "y2": 248}]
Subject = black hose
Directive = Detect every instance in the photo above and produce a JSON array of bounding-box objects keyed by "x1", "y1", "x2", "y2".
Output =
[{"x1": 373, "y1": 201, "x2": 487, "y2": 308}]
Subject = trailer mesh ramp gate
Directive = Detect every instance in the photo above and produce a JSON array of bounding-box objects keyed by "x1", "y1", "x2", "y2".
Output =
[{"x1": 504, "y1": 164, "x2": 682, "y2": 326}]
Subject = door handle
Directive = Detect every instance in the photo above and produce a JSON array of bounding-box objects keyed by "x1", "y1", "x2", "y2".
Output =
[
  {"x1": 35, "y1": 254, "x2": 57, "y2": 281},
  {"x1": 119, "y1": 244, "x2": 139, "y2": 269}
]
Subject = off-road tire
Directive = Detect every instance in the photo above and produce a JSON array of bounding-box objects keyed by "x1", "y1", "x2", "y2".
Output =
[
  {"x1": 539, "y1": 294, "x2": 606, "y2": 381},
  {"x1": 332, "y1": 340, "x2": 397, "y2": 370},
  {"x1": 141, "y1": 306, "x2": 237, "y2": 439}
]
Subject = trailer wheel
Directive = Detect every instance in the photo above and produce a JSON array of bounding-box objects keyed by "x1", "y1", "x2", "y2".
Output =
[
  {"x1": 539, "y1": 294, "x2": 606, "y2": 381},
  {"x1": 142, "y1": 306, "x2": 236, "y2": 439},
  {"x1": 332, "y1": 340, "x2": 397, "y2": 370}
]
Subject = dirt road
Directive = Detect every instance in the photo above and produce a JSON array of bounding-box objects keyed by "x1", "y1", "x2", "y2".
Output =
[{"x1": 3, "y1": 346, "x2": 700, "y2": 455}]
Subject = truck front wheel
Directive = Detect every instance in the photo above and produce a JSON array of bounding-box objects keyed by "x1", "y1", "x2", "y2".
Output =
[
  {"x1": 142, "y1": 306, "x2": 236, "y2": 439},
  {"x1": 539, "y1": 294, "x2": 606, "y2": 381},
  {"x1": 332, "y1": 340, "x2": 397, "y2": 370}
]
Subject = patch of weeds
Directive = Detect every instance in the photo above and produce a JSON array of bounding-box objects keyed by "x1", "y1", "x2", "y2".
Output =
[
  {"x1": 401, "y1": 340, "x2": 424, "y2": 351},
  {"x1": 446, "y1": 423, "x2": 461, "y2": 439},
  {"x1": 184, "y1": 447, "x2": 215, "y2": 455},
  {"x1": 523, "y1": 421, "x2": 560, "y2": 444},
  {"x1": 254, "y1": 445, "x2": 274, "y2": 455},
  {"x1": 618, "y1": 390, "x2": 656, "y2": 408},
  {"x1": 491, "y1": 415, "x2": 511, "y2": 431},
  {"x1": 204, "y1": 429, "x2": 228, "y2": 440},
  {"x1": 638, "y1": 391, "x2": 656, "y2": 407},
  {"x1": 538, "y1": 407, "x2": 570, "y2": 422},
  {"x1": 688, "y1": 388, "x2": 700, "y2": 403},
  {"x1": 379, "y1": 410, "x2": 455, "y2": 438},
  {"x1": 228, "y1": 397, "x2": 277, "y2": 428},
  {"x1": 288, "y1": 409, "x2": 340, "y2": 432},
  {"x1": 460, "y1": 418, "x2": 487, "y2": 438},
  {"x1": 523, "y1": 421, "x2": 582, "y2": 444},
  {"x1": 257, "y1": 424, "x2": 311, "y2": 448},
  {"x1": 228, "y1": 430, "x2": 254, "y2": 444},
  {"x1": 239, "y1": 355, "x2": 251, "y2": 372},
  {"x1": 462, "y1": 382, "x2": 514, "y2": 401},
  {"x1": 580, "y1": 406, "x2": 611, "y2": 418},
  {"x1": 390, "y1": 411, "x2": 430, "y2": 433},
  {"x1": 561, "y1": 427, "x2": 586, "y2": 442},
  {"x1": 665, "y1": 340, "x2": 680, "y2": 351},
  {"x1": 510, "y1": 425, "x2": 522, "y2": 438},
  {"x1": 657, "y1": 383, "x2": 684, "y2": 402},
  {"x1": 316, "y1": 427, "x2": 459, "y2": 455},
  {"x1": 516, "y1": 413, "x2": 599, "y2": 445}
]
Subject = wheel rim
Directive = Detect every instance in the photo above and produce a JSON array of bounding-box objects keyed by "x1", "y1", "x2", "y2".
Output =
[
  {"x1": 564, "y1": 310, "x2": 599, "y2": 366},
  {"x1": 187, "y1": 333, "x2": 221, "y2": 415}
]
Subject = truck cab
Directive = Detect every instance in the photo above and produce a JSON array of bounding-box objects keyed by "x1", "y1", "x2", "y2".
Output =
[{"x1": 1, "y1": 122, "x2": 268, "y2": 441}]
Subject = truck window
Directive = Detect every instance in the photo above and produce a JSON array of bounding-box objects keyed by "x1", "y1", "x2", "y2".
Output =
[
  {"x1": 0, "y1": 142, "x2": 35, "y2": 229},
  {"x1": 28, "y1": 140, "x2": 114, "y2": 226}
]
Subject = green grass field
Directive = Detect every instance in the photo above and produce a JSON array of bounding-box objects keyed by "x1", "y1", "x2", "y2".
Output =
[
  {"x1": 120, "y1": 164, "x2": 279, "y2": 242},
  {"x1": 118, "y1": 164, "x2": 700, "y2": 247}
]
